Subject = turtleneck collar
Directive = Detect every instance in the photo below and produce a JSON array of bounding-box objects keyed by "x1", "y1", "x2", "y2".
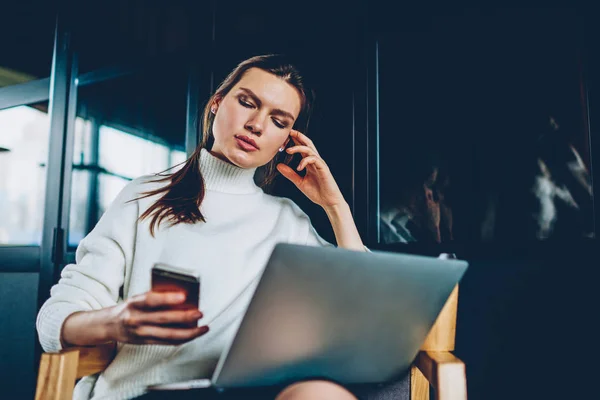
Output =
[{"x1": 198, "y1": 148, "x2": 260, "y2": 194}]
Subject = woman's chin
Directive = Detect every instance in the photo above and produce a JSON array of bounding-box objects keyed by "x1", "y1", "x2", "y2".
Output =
[{"x1": 228, "y1": 149, "x2": 262, "y2": 169}]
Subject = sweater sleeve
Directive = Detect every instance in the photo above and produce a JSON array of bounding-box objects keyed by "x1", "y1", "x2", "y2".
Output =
[
  {"x1": 305, "y1": 222, "x2": 335, "y2": 247},
  {"x1": 306, "y1": 219, "x2": 371, "y2": 252},
  {"x1": 36, "y1": 177, "x2": 146, "y2": 352},
  {"x1": 303, "y1": 207, "x2": 370, "y2": 252}
]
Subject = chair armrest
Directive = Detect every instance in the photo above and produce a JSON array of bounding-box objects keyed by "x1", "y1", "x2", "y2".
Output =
[
  {"x1": 71, "y1": 342, "x2": 116, "y2": 378},
  {"x1": 35, "y1": 343, "x2": 116, "y2": 400},
  {"x1": 413, "y1": 351, "x2": 467, "y2": 400}
]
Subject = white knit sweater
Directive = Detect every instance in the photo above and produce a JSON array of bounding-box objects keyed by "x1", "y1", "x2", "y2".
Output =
[{"x1": 36, "y1": 149, "x2": 330, "y2": 400}]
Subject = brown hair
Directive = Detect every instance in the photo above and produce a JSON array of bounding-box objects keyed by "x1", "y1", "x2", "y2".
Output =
[{"x1": 136, "y1": 54, "x2": 314, "y2": 235}]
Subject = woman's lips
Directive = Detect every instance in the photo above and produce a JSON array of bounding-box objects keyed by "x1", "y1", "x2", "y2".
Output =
[{"x1": 235, "y1": 135, "x2": 259, "y2": 151}]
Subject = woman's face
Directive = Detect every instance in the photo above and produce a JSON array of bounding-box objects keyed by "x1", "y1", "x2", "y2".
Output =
[{"x1": 210, "y1": 68, "x2": 302, "y2": 169}]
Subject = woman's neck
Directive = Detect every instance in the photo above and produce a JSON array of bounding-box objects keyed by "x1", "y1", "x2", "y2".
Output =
[{"x1": 199, "y1": 148, "x2": 260, "y2": 195}]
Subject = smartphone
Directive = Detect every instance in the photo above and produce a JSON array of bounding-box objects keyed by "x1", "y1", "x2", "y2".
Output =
[{"x1": 151, "y1": 263, "x2": 200, "y2": 327}]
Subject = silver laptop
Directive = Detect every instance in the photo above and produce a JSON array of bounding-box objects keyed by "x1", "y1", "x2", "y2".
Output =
[{"x1": 149, "y1": 243, "x2": 468, "y2": 391}]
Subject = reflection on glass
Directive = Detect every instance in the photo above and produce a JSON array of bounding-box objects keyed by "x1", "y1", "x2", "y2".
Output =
[
  {"x1": 377, "y1": 10, "x2": 594, "y2": 244},
  {"x1": 380, "y1": 155, "x2": 452, "y2": 244},
  {"x1": 99, "y1": 126, "x2": 172, "y2": 178},
  {"x1": 68, "y1": 125, "x2": 186, "y2": 247},
  {"x1": 0, "y1": 104, "x2": 49, "y2": 245},
  {"x1": 67, "y1": 66, "x2": 187, "y2": 248},
  {"x1": 73, "y1": 118, "x2": 93, "y2": 165},
  {"x1": 68, "y1": 118, "x2": 94, "y2": 245},
  {"x1": 500, "y1": 118, "x2": 594, "y2": 241},
  {"x1": 69, "y1": 170, "x2": 91, "y2": 245}
]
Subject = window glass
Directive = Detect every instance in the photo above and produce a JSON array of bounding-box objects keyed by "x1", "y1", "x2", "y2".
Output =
[{"x1": 0, "y1": 103, "x2": 50, "y2": 245}]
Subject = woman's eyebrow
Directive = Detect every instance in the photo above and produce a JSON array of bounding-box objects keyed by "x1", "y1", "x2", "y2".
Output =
[
  {"x1": 271, "y1": 108, "x2": 295, "y2": 121},
  {"x1": 239, "y1": 88, "x2": 262, "y2": 107},
  {"x1": 239, "y1": 87, "x2": 296, "y2": 121}
]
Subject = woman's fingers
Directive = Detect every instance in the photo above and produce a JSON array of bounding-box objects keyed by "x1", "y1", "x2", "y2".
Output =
[
  {"x1": 276, "y1": 163, "x2": 302, "y2": 186},
  {"x1": 297, "y1": 156, "x2": 325, "y2": 172},
  {"x1": 290, "y1": 130, "x2": 319, "y2": 155},
  {"x1": 133, "y1": 325, "x2": 209, "y2": 344},
  {"x1": 137, "y1": 309, "x2": 203, "y2": 326},
  {"x1": 130, "y1": 291, "x2": 186, "y2": 310},
  {"x1": 286, "y1": 145, "x2": 317, "y2": 158},
  {"x1": 117, "y1": 291, "x2": 208, "y2": 345}
]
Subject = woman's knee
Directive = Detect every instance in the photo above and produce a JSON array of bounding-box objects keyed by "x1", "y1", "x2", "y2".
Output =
[{"x1": 275, "y1": 380, "x2": 357, "y2": 400}]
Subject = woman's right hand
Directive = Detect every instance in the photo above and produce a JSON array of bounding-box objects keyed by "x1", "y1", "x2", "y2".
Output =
[{"x1": 107, "y1": 291, "x2": 208, "y2": 345}]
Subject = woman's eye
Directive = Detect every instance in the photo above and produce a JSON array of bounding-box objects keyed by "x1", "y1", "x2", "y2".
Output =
[
  {"x1": 238, "y1": 98, "x2": 254, "y2": 108},
  {"x1": 272, "y1": 119, "x2": 286, "y2": 129}
]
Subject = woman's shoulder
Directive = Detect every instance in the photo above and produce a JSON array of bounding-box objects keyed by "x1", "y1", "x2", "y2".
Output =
[
  {"x1": 261, "y1": 194, "x2": 331, "y2": 246},
  {"x1": 261, "y1": 193, "x2": 311, "y2": 221}
]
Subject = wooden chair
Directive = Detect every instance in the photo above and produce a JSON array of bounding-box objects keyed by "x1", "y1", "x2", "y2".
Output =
[
  {"x1": 34, "y1": 285, "x2": 466, "y2": 400},
  {"x1": 35, "y1": 342, "x2": 116, "y2": 400},
  {"x1": 411, "y1": 285, "x2": 467, "y2": 400}
]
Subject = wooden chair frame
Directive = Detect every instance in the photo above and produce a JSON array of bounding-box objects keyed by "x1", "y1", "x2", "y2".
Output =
[{"x1": 35, "y1": 286, "x2": 466, "y2": 400}]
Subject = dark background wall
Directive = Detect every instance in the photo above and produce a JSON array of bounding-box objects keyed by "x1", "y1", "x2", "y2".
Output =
[{"x1": 372, "y1": 238, "x2": 599, "y2": 400}]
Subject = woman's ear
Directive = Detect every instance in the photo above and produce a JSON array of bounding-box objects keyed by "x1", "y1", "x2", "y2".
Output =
[
  {"x1": 211, "y1": 97, "x2": 222, "y2": 114},
  {"x1": 278, "y1": 137, "x2": 291, "y2": 153}
]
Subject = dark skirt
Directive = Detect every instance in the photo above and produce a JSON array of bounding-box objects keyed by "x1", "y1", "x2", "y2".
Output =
[{"x1": 134, "y1": 376, "x2": 410, "y2": 400}]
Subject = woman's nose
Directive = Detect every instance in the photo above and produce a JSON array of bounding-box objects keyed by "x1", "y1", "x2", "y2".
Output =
[{"x1": 245, "y1": 115, "x2": 264, "y2": 135}]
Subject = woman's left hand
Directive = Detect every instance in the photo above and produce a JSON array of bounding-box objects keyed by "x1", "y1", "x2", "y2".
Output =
[{"x1": 276, "y1": 130, "x2": 345, "y2": 209}]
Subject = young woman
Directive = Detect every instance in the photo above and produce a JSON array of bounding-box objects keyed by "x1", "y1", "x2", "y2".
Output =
[{"x1": 37, "y1": 55, "x2": 368, "y2": 400}]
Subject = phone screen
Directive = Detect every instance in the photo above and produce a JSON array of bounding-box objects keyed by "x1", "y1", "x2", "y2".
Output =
[{"x1": 151, "y1": 266, "x2": 200, "y2": 313}]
